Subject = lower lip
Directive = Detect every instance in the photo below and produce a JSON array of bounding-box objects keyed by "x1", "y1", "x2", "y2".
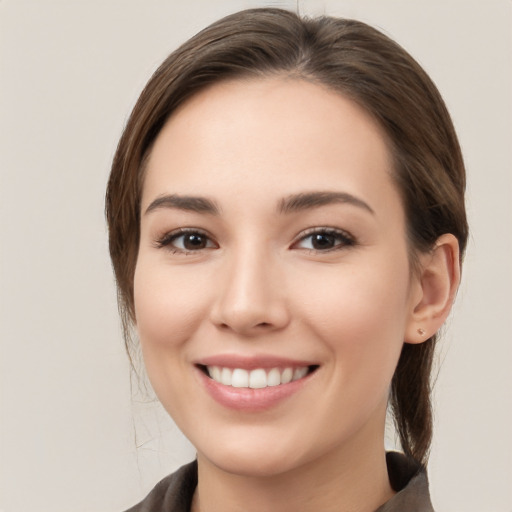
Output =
[{"x1": 197, "y1": 368, "x2": 313, "y2": 411}]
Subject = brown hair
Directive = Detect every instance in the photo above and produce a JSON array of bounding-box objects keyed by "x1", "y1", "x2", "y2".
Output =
[{"x1": 106, "y1": 8, "x2": 468, "y2": 465}]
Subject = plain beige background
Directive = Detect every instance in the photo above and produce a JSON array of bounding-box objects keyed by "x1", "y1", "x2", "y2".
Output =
[{"x1": 1, "y1": 1, "x2": 511, "y2": 511}]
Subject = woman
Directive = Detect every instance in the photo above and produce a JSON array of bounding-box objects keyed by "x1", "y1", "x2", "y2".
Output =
[{"x1": 106, "y1": 8, "x2": 467, "y2": 512}]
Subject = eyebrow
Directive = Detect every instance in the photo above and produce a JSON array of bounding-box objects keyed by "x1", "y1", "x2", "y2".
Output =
[
  {"x1": 278, "y1": 191, "x2": 374, "y2": 215},
  {"x1": 144, "y1": 194, "x2": 220, "y2": 216},
  {"x1": 144, "y1": 191, "x2": 374, "y2": 217}
]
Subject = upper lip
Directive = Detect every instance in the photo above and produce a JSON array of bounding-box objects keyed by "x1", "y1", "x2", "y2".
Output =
[{"x1": 195, "y1": 354, "x2": 318, "y2": 370}]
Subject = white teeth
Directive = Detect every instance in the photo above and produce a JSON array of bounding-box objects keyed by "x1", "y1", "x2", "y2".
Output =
[
  {"x1": 249, "y1": 369, "x2": 267, "y2": 389},
  {"x1": 220, "y1": 367, "x2": 232, "y2": 385},
  {"x1": 293, "y1": 367, "x2": 308, "y2": 381},
  {"x1": 206, "y1": 365, "x2": 311, "y2": 388},
  {"x1": 210, "y1": 366, "x2": 221, "y2": 382},
  {"x1": 232, "y1": 369, "x2": 249, "y2": 388},
  {"x1": 267, "y1": 368, "x2": 281, "y2": 387},
  {"x1": 281, "y1": 367, "x2": 293, "y2": 384}
]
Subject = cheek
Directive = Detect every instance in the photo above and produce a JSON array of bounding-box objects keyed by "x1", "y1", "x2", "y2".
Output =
[
  {"x1": 299, "y1": 255, "x2": 410, "y2": 328},
  {"x1": 132, "y1": 261, "x2": 216, "y2": 423},
  {"x1": 133, "y1": 262, "x2": 210, "y2": 359},
  {"x1": 295, "y1": 255, "x2": 412, "y2": 375},
  {"x1": 296, "y1": 266, "x2": 411, "y2": 440}
]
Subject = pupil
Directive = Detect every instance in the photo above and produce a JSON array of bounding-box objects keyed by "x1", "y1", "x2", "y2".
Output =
[
  {"x1": 184, "y1": 234, "x2": 205, "y2": 249},
  {"x1": 312, "y1": 233, "x2": 334, "y2": 249}
]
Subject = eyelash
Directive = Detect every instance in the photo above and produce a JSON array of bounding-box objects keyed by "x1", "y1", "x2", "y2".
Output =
[
  {"x1": 154, "y1": 228, "x2": 216, "y2": 254},
  {"x1": 292, "y1": 227, "x2": 355, "y2": 252},
  {"x1": 154, "y1": 227, "x2": 355, "y2": 254}
]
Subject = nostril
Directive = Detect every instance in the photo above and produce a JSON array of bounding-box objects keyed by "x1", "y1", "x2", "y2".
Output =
[{"x1": 210, "y1": 298, "x2": 291, "y2": 334}]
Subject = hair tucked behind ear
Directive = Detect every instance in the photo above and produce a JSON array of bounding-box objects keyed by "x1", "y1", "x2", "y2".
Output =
[{"x1": 106, "y1": 7, "x2": 468, "y2": 464}]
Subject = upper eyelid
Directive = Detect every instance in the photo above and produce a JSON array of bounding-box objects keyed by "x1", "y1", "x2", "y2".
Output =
[
  {"x1": 161, "y1": 227, "x2": 212, "y2": 238},
  {"x1": 293, "y1": 226, "x2": 354, "y2": 241},
  {"x1": 290, "y1": 227, "x2": 356, "y2": 252},
  {"x1": 154, "y1": 226, "x2": 355, "y2": 248},
  {"x1": 154, "y1": 227, "x2": 216, "y2": 248}
]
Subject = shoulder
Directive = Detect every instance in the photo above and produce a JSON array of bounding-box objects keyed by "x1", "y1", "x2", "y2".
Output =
[{"x1": 123, "y1": 460, "x2": 198, "y2": 512}]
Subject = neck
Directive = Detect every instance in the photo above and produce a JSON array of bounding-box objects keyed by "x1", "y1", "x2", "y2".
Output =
[{"x1": 191, "y1": 418, "x2": 394, "y2": 512}]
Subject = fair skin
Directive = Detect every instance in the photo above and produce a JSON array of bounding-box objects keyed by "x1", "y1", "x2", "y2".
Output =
[{"x1": 134, "y1": 78, "x2": 460, "y2": 512}]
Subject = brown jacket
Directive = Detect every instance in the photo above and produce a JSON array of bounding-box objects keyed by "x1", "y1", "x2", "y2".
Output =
[{"x1": 125, "y1": 452, "x2": 434, "y2": 512}]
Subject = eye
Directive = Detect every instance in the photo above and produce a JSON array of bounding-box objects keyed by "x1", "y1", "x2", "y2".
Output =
[
  {"x1": 293, "y1": 228, "x2": 355, "y2": 252},
  {"x1": 155, "y1": 229, "x2": 217, "y2": 253}
]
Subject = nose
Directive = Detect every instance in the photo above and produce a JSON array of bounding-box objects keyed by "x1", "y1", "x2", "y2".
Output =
[{"x1": 209, "y1": 247, "x2": 290, "y2": 336}]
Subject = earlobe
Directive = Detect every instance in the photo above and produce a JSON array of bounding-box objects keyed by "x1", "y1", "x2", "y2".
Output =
[{"x1": 405, "y1": 234, "x2": 461, "y2": 344}]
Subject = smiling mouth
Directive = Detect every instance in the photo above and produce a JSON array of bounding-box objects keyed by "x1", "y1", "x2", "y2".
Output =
[{"x1": 198, "y1": 365, "x2": 319, "y2": 389}]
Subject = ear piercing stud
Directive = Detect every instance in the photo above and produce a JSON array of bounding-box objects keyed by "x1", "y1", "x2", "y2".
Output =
[{"x1": 417, "y1": 328, "x2": 426, "y2": 336}]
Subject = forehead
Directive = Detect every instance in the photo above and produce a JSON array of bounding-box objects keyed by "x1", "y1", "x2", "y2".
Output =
[{"x1": 142, "y1": 77, "x2": 401, "y2": 221}]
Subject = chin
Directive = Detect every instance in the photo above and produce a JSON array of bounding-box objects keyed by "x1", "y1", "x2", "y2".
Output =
[
  {"x1": 196, "y1": 432, "x2": 310, "y2": 478},
  {"x1": 204, "y1": 450, "x2": 304, "y2": 479}
]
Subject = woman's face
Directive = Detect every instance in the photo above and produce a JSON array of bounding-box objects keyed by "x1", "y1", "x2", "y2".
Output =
[{"x1": 134, "y1": 78, "x2": 423, "y2": 477}]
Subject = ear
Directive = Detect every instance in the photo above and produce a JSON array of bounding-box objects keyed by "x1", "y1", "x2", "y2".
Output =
[{"x1": 405, "y1": 234, "x2": 461, "y2": 344}]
